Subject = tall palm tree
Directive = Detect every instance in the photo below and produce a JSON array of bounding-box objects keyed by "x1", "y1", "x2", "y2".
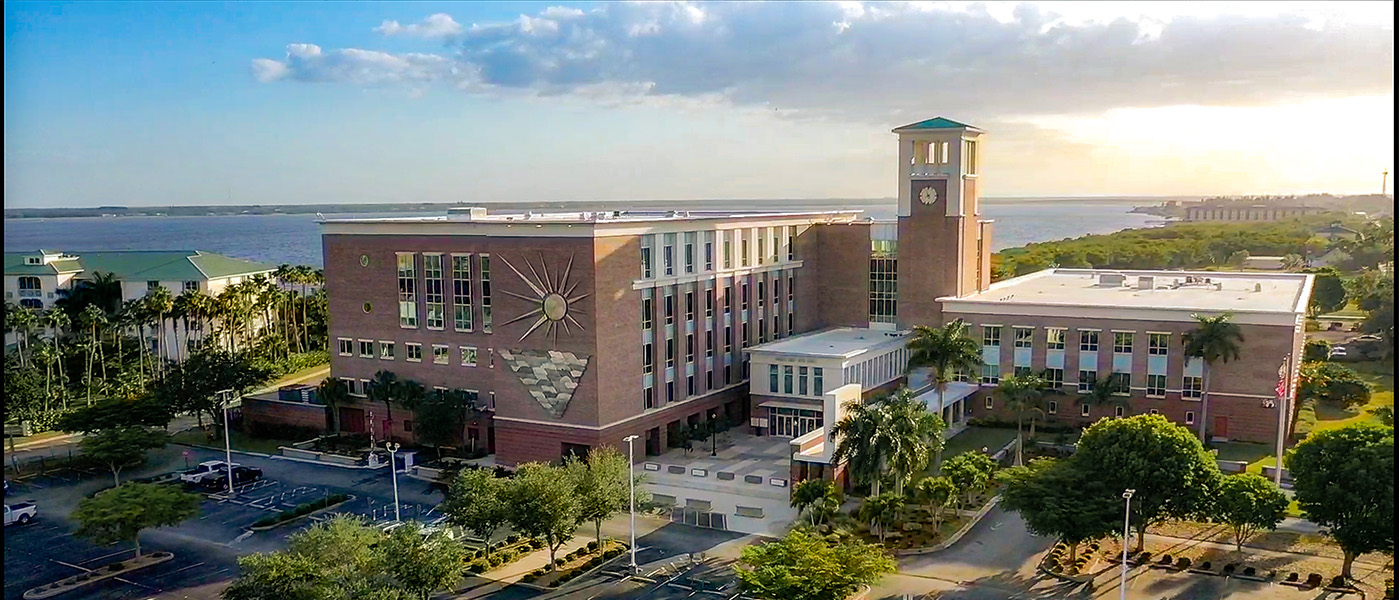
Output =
[
  {"x1": 831, "y1": 399, "x2": 894, "y2": 496},
  {"x1": 78, "y1": 304, "x2": 107, "y2": 403},
  {"x1": 317, "y1": 377, "x2": 350, "y2": 434},
  {"x1": 877, "y1": 388, "x2": 946, "y2": 495},
  {"x1": 144, "y1": 285, "x2": 174, "y2": 373},
  {"x1": 32, "y1": 340, "x2": 57, "y2": 412},
  {"x1": 906, "y1": 319, "x2": 983, "y2": 470},
  {"x1": 10, "y1": 305, "x2": 38, "y2": 367},
  {"x1": 1183, "y1": 313, "x2": 1244, "y2": 442},
  {"x1": 995, "y1": 374, "x2": 1047, "y2": 466},
  {"x1": 397, "y1": 380, "x2": 427, "y2": 442},
  {"x1": 368, "y1": 370, "x2": 400, "y2": 441},
  {"x1": 1078, "y1": 375, "x2": 1130, "y2": 419},
  {"x1": 42, "y1": 309, "x2": 72, "y2": 403},
  {"x1": 172, "y1": 289, "x2": 199, "y2": 362}
]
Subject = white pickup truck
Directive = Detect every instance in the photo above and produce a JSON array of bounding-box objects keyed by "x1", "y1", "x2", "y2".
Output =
[
  {"x1": 180, "y1": 460, "x2": 239, "y2": 484},
  {"x1": 5, "y1": 502, "x2": 37, "y2": 526}
]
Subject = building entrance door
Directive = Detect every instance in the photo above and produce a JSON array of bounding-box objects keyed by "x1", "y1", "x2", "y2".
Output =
[
  {"x1": 1214, "y1": 416, "x2": 1229, "y2": 438},
  {"x1": 767, "y1": 407, "x2": 822, "y2": 438}
]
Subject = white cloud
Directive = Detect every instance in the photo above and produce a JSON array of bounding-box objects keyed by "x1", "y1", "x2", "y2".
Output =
[
  {"x1": 252, "y1": 1, "x2": 1393, "y2": 123},
  {"x1": 374, "y1": 13, "x2": 463, "y2": 39}
]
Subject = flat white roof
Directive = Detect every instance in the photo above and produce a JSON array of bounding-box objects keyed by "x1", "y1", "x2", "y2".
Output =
[
  {"x1": 748, "y1": 327, "x2": 911, "y2": 359},
  {"x1": 944, "y1": 268, "x2": 1312, "y2": 314},
  {"x1": 323, "y1": 207, "x2": 862, "y2": 225}
]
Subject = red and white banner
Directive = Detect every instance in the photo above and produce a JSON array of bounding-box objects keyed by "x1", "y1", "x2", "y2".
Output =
[{"x1": 1276, "y1": 354, "x2": 1291, "y2": 400}]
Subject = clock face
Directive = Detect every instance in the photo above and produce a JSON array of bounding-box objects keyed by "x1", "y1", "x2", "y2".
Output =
[{"x1": 919, "y1": 186, "x2": 938, "y2": 205}]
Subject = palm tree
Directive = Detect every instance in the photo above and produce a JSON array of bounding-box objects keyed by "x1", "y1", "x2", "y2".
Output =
[
  {"x1": 831, "y1": 399, "x2": 894, "y2": 496},
  {"x1": 144, "y1": 285, "x2": 174, "y2": 373},
  {"x1": 42, "y1": 309, "x2": 72, "y2": 403},
  {"x1": 995, "y1": 374, "x2": 1047, "y2": 466},
  {"x1": 317, "y1": 377, "x2": 350, "y2": 434},
  {"x1": 396, "y1": 380, "x2": 427, "y2": 442},
  {"x1": 78, "y1": 304, "x2": 107, "y2": 403},
  {"x1": 877, "y1": 388, "x2": 946, "y2": 495},
  {"x1": 1183, "y1": 313, "x2": 1244, "y2": 442},
  {"x1": 172, "y1": 289, "x2": 199, "y2": 362},
  {"x1": 368, "y1": 370, "x2": 400, "y2": 441},
  {"x1": 858, "y1": 493, "x2": 905, "y2": 544},
  {"x1": 1078, "y1": 375, "x2": 1130, "y2": 419},
  {"x1": 790, "y1": 479, "x2": 839, "y2": 527},
  {"x1": 32, "y1": 340, "x2": 57, "y2": 412},
  {"x1": 906, "y1": 319, "x2": 982, "y2": 471},
  {"x1": 10, "y1": 305, "x2": 38, "y2": 367},
  {"x1": 914, "y1": 476, "x2": 957, "y2": 534}
]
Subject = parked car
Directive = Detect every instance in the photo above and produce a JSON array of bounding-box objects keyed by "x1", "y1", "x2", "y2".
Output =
[
  {"x1": 1330, "y1": 346, "x2": 1349, "y2": 358},
  {"x1": 5, "y1": 502, "x2": 37, "y2": 526},
  {"x1": 1354, "y1": 334, "x2": 1382, "y2": 342},
  {"x1": 199, "y1": 466, "x2": 263, "y2": 490},
  {"x1": 181, "y1": 461, "x2": 239, "y2": 484}
]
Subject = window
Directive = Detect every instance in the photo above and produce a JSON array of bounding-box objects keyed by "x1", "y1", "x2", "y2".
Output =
[
  {"x1": 787, "y1": 226, "x2": 796, "y2": 261},
  {"x1": 642, "y1": 343, "x2": 653, "y2": 374},
  {"x1": 706, "y1": 330, "x2": 715, "y2": 358},
  {"x1": 1044, "y1": 368, "x2": 1064, "y2": 388},
  {"x1": 1014, "y1": 327, "x2": 1033, "y2": 348},
  {"x1": 724, "y1": 238, "x2": 733, "y2": 269},
  {"x1": 424, "y1": 254, "x2": 445, "y2": 329},
  {"x1": 787, "y1": 275, "x2": 794, "y2": 303},
  {"x1": 741, "y1": 281, "x2": 749, "y2": 311},
  {"x1": 379, "y1": 341, "x2": 395, "y2": 360},
  {"x1": 642, "y1": 296, "x2": 653, "y2": 330},
  {"x1": 17, "y1": 276, "x2": 41, "y2": 294},
  {"x1": 1185, "y1": 411, "x2": 1196, "y2": 425},
  {"x1": 813, "y1": 367, "x2": 824, "y2": 396},
  {"x1": 664, "y1": 293, "x2": 675, "y2": 325},
  {"x1": 685, "y1": 333, "x2": 694, "y2": 363},
  {"x1": 724, "y1": 326, "x2": 732, "y2": 354},
  {"x1": 741, "y1": 236, "x2": 750, "y2": 267},
  {"x1": 1079, "y1": 330, "x2": 1099, "y2": 352},
  {"x1": 984, "y1": 395, "x2": 993, "y2": 409},
  {"x1": 783, "y1": 366, "x2": 793, "y2": 394},
  {"x1": 1109, "y1": 372, "x2": 1131, "y2": 395},
  {"x1": 1047, "y1": 400, "x2": 1058, "y2": 415},
  {"x1": 461, "y1": 346, "x2": 478, "y2": 367},
  {"x1": 687, "y1": 375, "x2": 695, "y2": 397},
  {"x1": 741, "y1": 322, "x2": 749, "y2": 348},
  {"x1": 685, "y1": 291, "x2": 695, "y2": 322},
  {"x1": 757, "y1": 235, "x2": 766, "y2": 265},
  {"x1": 397, "y1": 253, "x2": 418, "y2": 328},
  {"x1": 403, "y1": 419, "x2": 413, "y2": 433},
  {"x1": 1148, "y1": 333, "x2": 1170, "y2": 356},
  {"x1": 359, "y1": 340, "x2": 374, "y2": 358},
  {"x1": 641, "y1": 241, "x2": 653, "y2": 278},
  {"x1": 704, "y1": 238, "x2": 714, "y2": 271},
  {"x1": 983, "y1": 325, "x2": 1001, "y2": 347},
  {"x1": 665, "y1": 338, "x2": 675, "y2": 368},
  {"x1": 1113, "y1": 332, "x2": 1134, "y2": 354},
  {"x1": 147, "y1": 280, "x2": 161, "y2": 291},
  {"x1": 663, "y1": 234, "x2": 675, "y2": 276},
  {"x1": 757, "y1": 281, "x2": 766, "y2": 307},
  {"x1": 705, "y1": 289, "x2": 715, "y2": 318},
  {"x1": 433, "y1": 344, "x2": 449, "y2": 364},
  {"x1": 338, "y1": 338, "x2": 353, "y2": 356},
  {"x1": 1183, "y1": 376, "x2": 1203, "y2": 399},
  {"x1": 771, "y1": 229, "x2": 780, "y2": 263},
  {"x1": 1078, "y1": 370, "x2": 1096, "y2": 393},
  {"x1": 758, "y1": 319, "x2": 767, "y2": 343},
  {"x1": 1014, "y1": 366, "x2": 1032, "y2": 377},
  {"x1": 684, "y1": 233, "x2": 694, "y2": 274},
  {"x1": 452, "y1": 255, "x2": 473, "y2": 332},
  {"x1": 869, "y1": 244, "x2": 898, "y2": 324},
  {"x1": 1149, "y1": 408, "x2": 1159, "y2": 415},
  {"x1": 964, "y1": 139, "x2": 978, "y2": 175},
  {"x1": 981, "y1": 364, "x2": 1000, "y2": 385},
  {"x1": 1114, "y1": 406, "x2": 1125, "y2": 418},
  {"x1": 1147, "y1": 374, "x2": 1166, "y2": 397},
  {"x1": 1047, "y1": 328, "x2": 1066, "y2": 350},
  {"x1": 407, "y1": 343, "x2": 422, "y2": 362},
  {"x1": 183, "y1": 281, "x2": 199, "y2": 292},
  {"x1": 769, "y1": 365, "x2": 779, "y2": 393},
  {"x1": 479, "y1": 255, "x2": 492, "y2": 332},
  {"x1": 1081, "y1": 403, "x2": 1091, "y2": 417},
  {"x1": 799, "y1": 367, "x2": 809, "y2": 395},
  {"x1": 644, "y1": 387, "x2": 654, "y2": 410},
  {"x1": 723, "y1": 287, "x2": 732, "y2": 314}
]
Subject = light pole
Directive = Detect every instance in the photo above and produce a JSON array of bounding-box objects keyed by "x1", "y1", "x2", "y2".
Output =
[
  {"x1": 623, "y1": 434, "x2": 639, "y2": 573},
  {"x1": 1120, "y1": 489, "x2": 1135, "y2": 600},
  {"x1": 217, "y1": 388, "x2": 235, "y2": 496},
  {"x1": 385, "y1": 441, "x2": 401, "y2": 522}
]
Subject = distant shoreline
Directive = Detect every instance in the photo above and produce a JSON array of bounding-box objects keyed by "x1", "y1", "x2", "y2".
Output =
[{"x1": 3, "y1": 196, "x2": 1193, "y2": 220}]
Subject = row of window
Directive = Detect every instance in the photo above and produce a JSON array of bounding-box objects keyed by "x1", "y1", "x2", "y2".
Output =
[
  {"x1": 767, "y1": 365, "x2": 827, "y2": 397},
  {"x1": 338, "y1": 338, "x2": 484, "y2": 367},
  {"x1": 396, "y1": 252, "x2": 493, "y2": 333},
  {"x1": 641, "y1": 274, "x2": 796, "y2": 330},
  {"x1": 984, "y1": 326, "x2": 1172, "y2": 355},
  {"x1": 639, "y1": 226, "x2": 802, "y2": 279},
  {"x1": 972, "y1": 365, "x2": 1202, "y2": 399},
  {"x1": 983, "y1": 395, "x2": 1198, "y2": 423},
  {"x1": 16, "y1": 277, "x2": 201, "y2": 293}
]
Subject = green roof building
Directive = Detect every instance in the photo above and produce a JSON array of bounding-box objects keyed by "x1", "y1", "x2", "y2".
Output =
[{"x1": 5, "y1": 249, "x2": 275, "y2": 310}]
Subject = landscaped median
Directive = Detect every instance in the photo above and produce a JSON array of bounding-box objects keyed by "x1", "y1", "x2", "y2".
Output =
[
  {"x1": 522, "y1": 539, "x2": 627, "y2": 589},
  {"x1": 23, "y1": 552, "x2": 174, "y2": 600},
  {"x1": 249, "y1": 493, "x2": 351, "y2": 530}
]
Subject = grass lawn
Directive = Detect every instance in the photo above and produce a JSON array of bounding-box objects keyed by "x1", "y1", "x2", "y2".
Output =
[
  {"x1": 171, "y1": 428, "x2": 299, "y2": 456},
  {"x1": 941, "y1": 426, "x2": 1018, "y2": 460},
  {"x1": 1310, "y1": 360, "x2": 1394, "y2": 436}
]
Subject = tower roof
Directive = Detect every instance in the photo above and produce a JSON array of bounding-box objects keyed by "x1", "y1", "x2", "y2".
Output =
[{"x1": 892, "y1": 117, "x2": 981, "y2": 133}]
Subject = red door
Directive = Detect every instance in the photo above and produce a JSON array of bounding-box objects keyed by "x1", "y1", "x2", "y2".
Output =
[
  {"x1": 340, "y1": 407, "x2": 366, "y2": 433},
  {"x1": 1213, "y1": 416, "x2": 1229, "y2": 439}
]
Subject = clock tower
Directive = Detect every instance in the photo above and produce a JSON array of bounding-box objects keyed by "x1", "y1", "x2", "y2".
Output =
[{"x1": 893, "y1": 117, "x2": 993, "y2": 328}]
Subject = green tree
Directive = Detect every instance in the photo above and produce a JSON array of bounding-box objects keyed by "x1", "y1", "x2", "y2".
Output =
[
  {"x1": 57, "y1": 394, "x2": 173, "y2": 433},
  {"x1": 224, "y1": 515, "x2": 413, "y2": 600},
  {"x1": 368, "y1": 370, "x2": 400, "y2": 439},
  {"x1": 735, "y1": 529, "x2": 895, "y2": 600},
  {"x1": 876, "y1": 388, "x2": 946, "y2": 495},
  {"x1": 1213, "y1": 473, "x2": 1289, "y2": 553},
  {"x1": 152, "y1": 347, "x2": 272, "y2": 434},
  {"x1": 1285, "y1": 423, "x2": 1396, "y2": 579},
  {"x1": 3, "y1": 353, "x2": 47, "y2": 425},
  {"x1": 830, "y1": 399, "x2": 894, "y2": 496},
  {"x1": 1298, "y1": 361, "x2": 1372, "y2": 408},
  {"x1": 995, "y1": 374, "x2": 1046, "y2": 465},
  {"x1": 564, "y1": 446, "x2": 638, "y2": 546},
  {"x1": 790, "y1": 479, "x2": 835, "y2": 527},
  {"x1": 858, "y1": 493, "x2": 906, "y2": 544},
  {"x1": 381, "y1": 523, "x2": 468, "y2": 600},
  {"x1": 1078, "y1": 374, "x2": 1131, "y2": 416},
  {"x1": 1305, "y1": 268, "x2": 1348, "y2": 316},
  {"x1": 73, "y1": 482, "x2": 199, "y2": 557},
  {"x1": 999, "y1": 458, "x2": 1120, "y2": 563},
  {"x1": 508, "y1": 462, "x2": 580, "y2": 569},
  {"x1": 941, "y1": 451, "x2": 997, "y2": 509},
  {"x1": 442, "y1": 468, "x2": 510, "y2": 555},
  {"x1": 906, "y1": 319, "x2": 983, "y2": 470},
  {"x1": 1073, "y1": 414, "x2": 1222, "y2": 552},
  {"x1": 1183, "y1": 312, "x2": 1244, "y2": 442},
  {"x1": 80, "y1": 426, "x2": 170, "y2": 486},
  {"x1": 913, "y1": 476, "x2": 957, "y2": 533},
  {"x1": 317, "y1": 377, "x2": 350, "y2": 434},
  {"x1": 1302, "y1": 339, "x2": 1332, "y2": 362}
]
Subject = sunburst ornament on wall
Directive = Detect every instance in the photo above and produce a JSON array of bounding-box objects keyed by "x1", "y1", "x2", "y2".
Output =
[{"x1": 497, "y1": 253, "x2": 589, "y2": 343}]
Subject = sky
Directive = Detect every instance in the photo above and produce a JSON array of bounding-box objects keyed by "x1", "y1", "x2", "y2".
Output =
[{"x1": 3, "y1": 1, "x2": 1394, "y2": 208}]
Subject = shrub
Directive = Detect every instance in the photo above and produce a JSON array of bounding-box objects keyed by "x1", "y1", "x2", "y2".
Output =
[
  {"x1": 1176, "y1": 558, "x2": 1191, "y2": 569},
  {"x1": 507, "y1": 534, "x2": 520, "y2": 545},
  {"x1": 529, "y1": 539, "x2": 545, "y2": 550},
  {"x1": 547, "y1": 579, "x2": 561, "y2": 588},
  {"x1": 1137, "y1": 551, "x2": 1152, "y2": 564},
  {"x1": 1199, "y1": 561, "x2": 1212, "y2": 571},
  {"x1": 1223, "y1": 563, "x2": 1236, "y2": 574},
  {"x1": 1243, "y1": 566, "x2": 1256, "y2": 577},
  {"x1": 555, "y1": 558, "x2": 566, "y2": 567},
  {"x1": 108, "y1": 562, "x2": 126, "y2": 572},
  {"x1": 1330, "y1": 576, "x2": 1348, "y2": 588},
  {"x1": 587, "y1": 540, "x2": 599, "y2": 553},
  {"x1": 1286, "y1": 572, "x2": 1299, "y2": 582},
  {"x1": 1159, "y1": 554, "x2": 1173, "y2": 565},
  {"x1": 1306, "y1": 574, "x2": 1323, "y2": 587}
]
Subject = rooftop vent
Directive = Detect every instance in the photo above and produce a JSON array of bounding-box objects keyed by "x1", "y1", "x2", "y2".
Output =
[
  {"x1": 1254, "y1": 283, "x2": 1262, "y2": 292},
  {"x1": 1098, "y1": 273, "x2": 1127, "y2": 287},
  {"x1": 1137, "y1": 276, "x2": 1155, "y2": 290},
  {"x1": 447, "y1": 207, "x2": 488, "y2": 221}
]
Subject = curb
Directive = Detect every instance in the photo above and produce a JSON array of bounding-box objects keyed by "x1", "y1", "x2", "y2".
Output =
[
  {"x1": 247, "y1": 497, "x2": 353, "y2": 531},
  {"x1": 172, "y1": 442, "x2": 386, "y2": 470},
  {"x1": 171, "y1": 441, "x2": 274, "y2": 459},
  {"x1": 23, "y1": 552, "x2": 175, "y2": 599},
  {"x1": 893, "y1": 495, "x2": 1000, "y2": 557}
]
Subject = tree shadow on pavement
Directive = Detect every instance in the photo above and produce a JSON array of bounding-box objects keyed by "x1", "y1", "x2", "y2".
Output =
[{"x1": 919, "y1": 571, "x2": 1098, "y2": 600}]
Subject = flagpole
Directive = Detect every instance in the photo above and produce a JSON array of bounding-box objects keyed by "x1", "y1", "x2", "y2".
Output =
[{"x1": 1274, "y1": 354, "x2": 1290, "y2": 486}]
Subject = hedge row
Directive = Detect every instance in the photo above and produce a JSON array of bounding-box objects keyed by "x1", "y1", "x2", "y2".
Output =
[{"x1": 251, "y1": 493, "x2": 348, "y2": 528}]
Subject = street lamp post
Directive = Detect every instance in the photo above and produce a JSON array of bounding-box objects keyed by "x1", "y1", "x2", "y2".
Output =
[
  {"x1": 385, "y1": 441, "x2": 401, "y2": 522},
  {"x1": 1120, "y1": 489, "x2": 1136, "y2": 600},
  {"x1": 217, "y1": 389, "x2": 235, "y2": 496},
  {"x1": 623, "y1": 434, "x2": 639, "y2": 573},
  {"x1": 709, "y1": 415, "x2": 718, "y2": 457}
]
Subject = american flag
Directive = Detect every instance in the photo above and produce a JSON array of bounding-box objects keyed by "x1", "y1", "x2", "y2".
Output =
[{"x1": 1276, "y1": 355, "x2": 1290, "y2": 400}]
